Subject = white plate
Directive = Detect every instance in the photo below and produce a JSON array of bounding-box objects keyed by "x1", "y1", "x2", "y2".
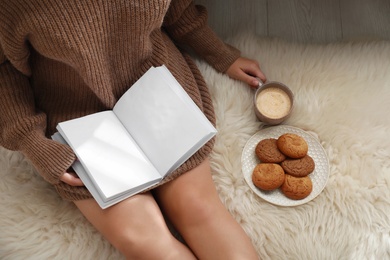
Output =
[{"x1": 241, "y1": 125, "x2": 329, "y2": 206}]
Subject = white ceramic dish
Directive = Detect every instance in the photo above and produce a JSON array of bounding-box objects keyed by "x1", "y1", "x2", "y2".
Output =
[{"x1": 241, "y1": 125, "x2": 329, "y2": 206}]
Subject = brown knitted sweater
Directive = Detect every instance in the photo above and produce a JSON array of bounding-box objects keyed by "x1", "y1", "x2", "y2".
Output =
[{"x1": 0, "y1": 0, "x2": 240, "y2": 200}]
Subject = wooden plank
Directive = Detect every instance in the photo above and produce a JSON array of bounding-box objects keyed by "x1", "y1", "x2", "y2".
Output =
[
  {"x1": 255, "y1": 0, "x2": 268, "y2": 37},
  {"x1": 267, "y1": 0, "x2": 343, "y2": 43},
  {"x1": 340, "y1": 0, "x2": 390, "y2": 41},
  {"x1": 195, "y1": 0, "x2": 266, "y2": 39},
  {"x1": 195, "y1": 0, "x2": 390, "y2": 42}
]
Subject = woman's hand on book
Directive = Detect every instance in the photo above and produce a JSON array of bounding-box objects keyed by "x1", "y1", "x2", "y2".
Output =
[
  {"x1": 60, "y1": 170, "x2": 84, "y2": 186},
  {"x1": 226, "y1": 57, "x2": 267, "y2": 88}
]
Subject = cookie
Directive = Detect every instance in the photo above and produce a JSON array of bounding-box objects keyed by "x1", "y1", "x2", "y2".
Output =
[
  {"x1": 252, "y1": 163, "x2": 285, "y2": 191},
  {"x1": 280, "y1": 174, "x2": 312, "y2": 200},
  {"x1": 281, "y1": 155, "x2": 315, "y2": 177},
  {"x1": 255, "y1": 138, "x2": 286, "y2": 163},
  {"x1": 277, "y1": 133, "x2": 308, "y2": 159}
]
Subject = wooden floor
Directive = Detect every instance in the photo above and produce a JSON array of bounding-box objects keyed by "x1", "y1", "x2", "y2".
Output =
[{"x1": 195, "y1": 0, "x2": 390, "y2": 43}]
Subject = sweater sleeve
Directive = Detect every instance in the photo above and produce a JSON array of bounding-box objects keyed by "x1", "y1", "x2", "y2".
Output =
[
  {"x1": 0, "y1": 47, "x2": 76, "y2": 185},
  {"x1": 163, "y1": 0, "x2": 240, "y2": 73}
]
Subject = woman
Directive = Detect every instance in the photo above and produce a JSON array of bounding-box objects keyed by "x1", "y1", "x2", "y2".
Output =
[{"x1": 0, "y1": 0, "x2": 266, "y2": 258}]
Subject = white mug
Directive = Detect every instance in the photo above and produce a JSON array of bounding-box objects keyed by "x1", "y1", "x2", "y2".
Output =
[{"x1": 254, "y1": 80, "x2": 294, "y2": 125}]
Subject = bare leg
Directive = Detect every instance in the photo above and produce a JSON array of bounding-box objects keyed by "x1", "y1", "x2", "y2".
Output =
[
  {"x1": 153, "y1": 158, "x2": 259, "y2": 260},
  {"x1": 74, "y1": 192, "x2": 196, "y2": 260}
]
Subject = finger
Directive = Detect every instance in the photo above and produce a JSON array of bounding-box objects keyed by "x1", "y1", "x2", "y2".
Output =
[
  {"x1": 243, "y1": 66, "x2": 267, "y2": 83},
  {"x1": 237, "y1": 70, "x2": 261, "y2": 88},
  {"x1": 60, "y1": 172, "x2": 84, "y2": 186},
  {"x1": 255, "y1": 71, "x2": 267, "y2": 82}
]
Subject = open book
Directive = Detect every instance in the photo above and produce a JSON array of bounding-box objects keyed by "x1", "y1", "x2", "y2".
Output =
[{"x1": 52, "y1": 65, "x2": 217, "y2": 209}]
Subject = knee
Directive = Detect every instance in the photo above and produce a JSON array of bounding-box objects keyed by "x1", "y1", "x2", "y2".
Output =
[
  {"x1": 111, "y1": 228, "x2": 175, "y2": 259},
  {"x1": 108, "y1": 227, "x2": 145, "y2": 258},
  {"x1": 174, "y1": 189, "x2": 223, "y2": 226}
]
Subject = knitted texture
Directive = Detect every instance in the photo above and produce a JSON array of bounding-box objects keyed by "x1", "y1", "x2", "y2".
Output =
[{"x1": 0, "y1": 0, "x2": 240, "y2": 200}]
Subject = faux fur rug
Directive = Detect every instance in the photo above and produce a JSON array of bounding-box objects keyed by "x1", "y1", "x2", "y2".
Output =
[{"x1": 1, "y1": 34, "x2": 390, "y2": 259}]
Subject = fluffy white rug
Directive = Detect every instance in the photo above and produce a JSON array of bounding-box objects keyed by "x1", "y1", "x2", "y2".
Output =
[{"x1": 1, "y1": 34, "x2": 390, "y2": 259}]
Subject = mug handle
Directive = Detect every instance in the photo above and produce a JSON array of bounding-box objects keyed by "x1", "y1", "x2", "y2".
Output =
[{"x1": 256, "y1": 77, "x2": 265, "y2": 88}]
